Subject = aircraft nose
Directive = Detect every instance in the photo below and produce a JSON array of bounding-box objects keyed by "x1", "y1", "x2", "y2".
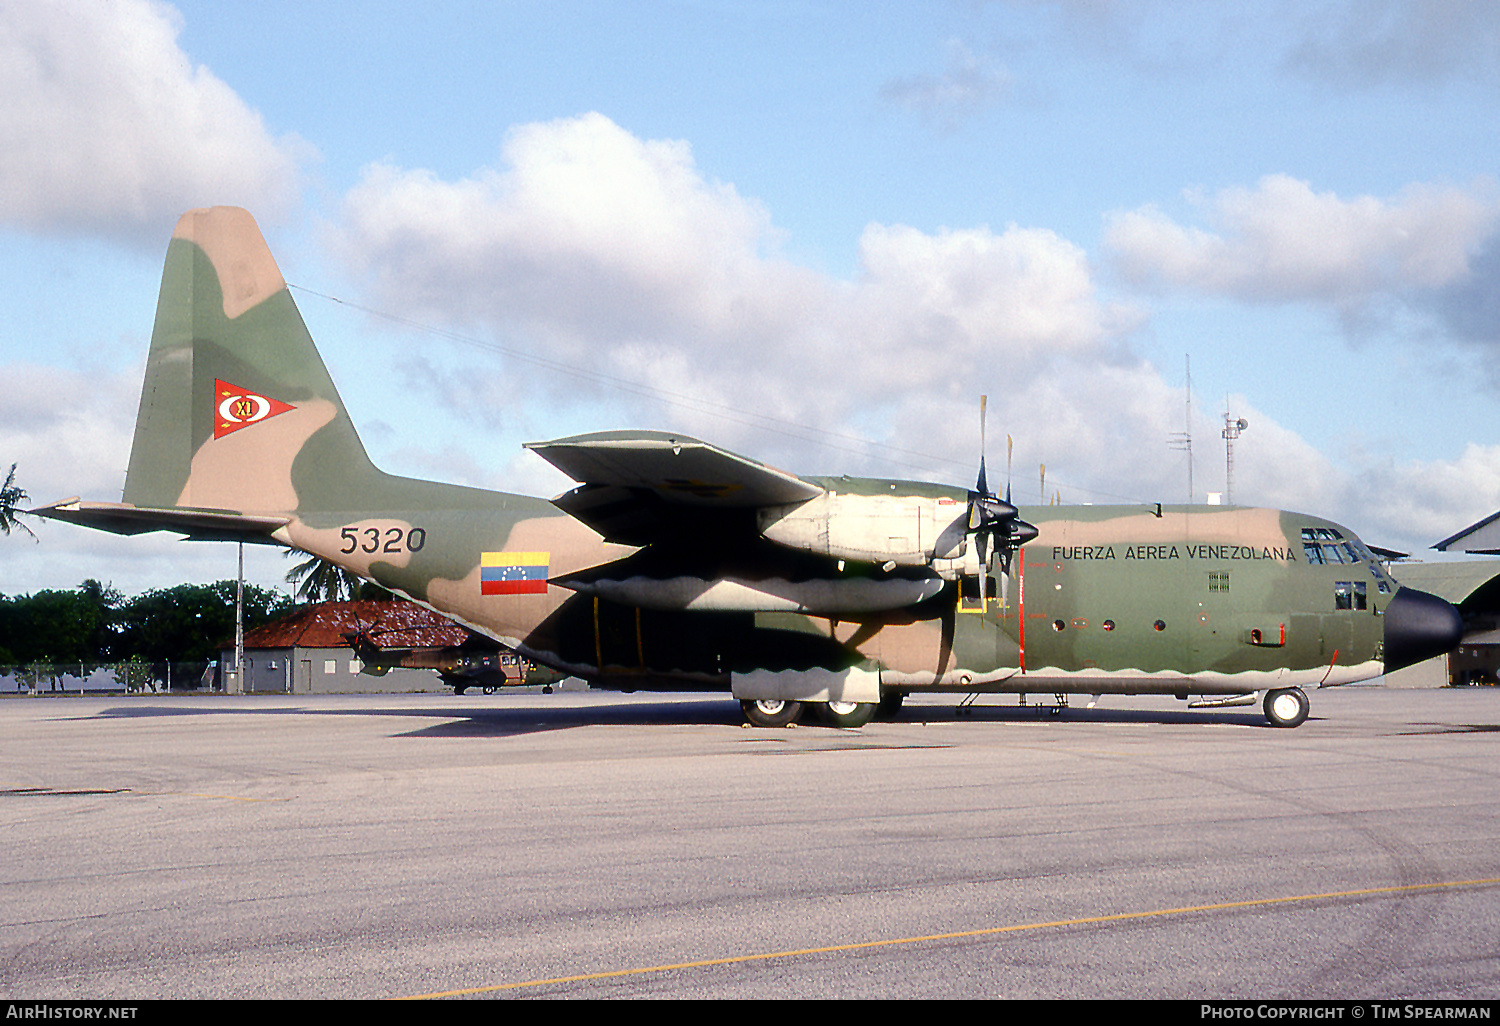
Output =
[{"x1": 1384, "y1": 587, "x2": 1464, "y2": 673}]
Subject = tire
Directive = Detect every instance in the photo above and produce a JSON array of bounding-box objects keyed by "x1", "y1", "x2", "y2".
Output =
[
  {"x1": 875, "y1": 692, "x2": 906, "y2": 721},
  {"x1": 453, "y1": 685, "x2": 469, "y2": 696},
  {"x1": 820, "y1": 700, "x2": 877, "y2": 728},
  {"x1": 741, "y1": 698, "x2": 803, "y2": 728},
  {"x1": 1263, "y1": 687, "x2": 1310, "y2": 728}
]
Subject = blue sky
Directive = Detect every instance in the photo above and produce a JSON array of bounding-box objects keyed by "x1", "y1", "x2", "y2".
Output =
[{"x1": 3, "y1": 0, "x2": 1499, "y2": 597}]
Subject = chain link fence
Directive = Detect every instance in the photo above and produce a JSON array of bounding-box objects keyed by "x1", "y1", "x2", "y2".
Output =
[{"x1": 1, "y1": 661, "x2": 218, "y2": 694}]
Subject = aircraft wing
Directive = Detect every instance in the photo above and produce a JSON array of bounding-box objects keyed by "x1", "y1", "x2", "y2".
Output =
[
  {"x1": 525, "y1": 431, "x2": 824, "y2": 545},
  {"x1": 526, "y1": 431, "x2": 822, "y2": 506}
]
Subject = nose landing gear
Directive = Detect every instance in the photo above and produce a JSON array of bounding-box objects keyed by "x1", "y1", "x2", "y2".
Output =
[{"x1": 1263, "y1": 687, "x2": 1310, "y2": 728}]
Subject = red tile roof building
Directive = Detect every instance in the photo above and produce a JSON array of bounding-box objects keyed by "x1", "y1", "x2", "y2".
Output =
[{"x1": 219, "y1": 601, "x2": 471, "y2": 693}]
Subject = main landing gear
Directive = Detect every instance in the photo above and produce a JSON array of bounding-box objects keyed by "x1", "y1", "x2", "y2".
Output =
[
  {"x1": 740, "y1": 698, "x2": 804, "y2": 728},
  {"x1": 821, "y1": 699, "x2": 878, "y2": 728},
  {"x1": 1263, "y1": 687, "x2": 1310, "y2": 728},
  {"x1": 739, "y1": 698, "x2": 879, "y2": 729}
]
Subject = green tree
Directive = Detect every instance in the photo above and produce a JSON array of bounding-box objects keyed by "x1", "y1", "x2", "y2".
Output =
[
  {"x1": 1, "y1": 463, "x2": 36, "y2": 541},
  {"x1": 0, "y1": 580, "x2": 296, "y2": 667},
  {"x1": 113, "y1": 581, "x2": 296, "y2": 662},
  {"x1": 0, "y1": 585, "x2": 117, "y2": 665},
  {"x1": 76, "y1": 579, "x2": 123, "y2": 660}
]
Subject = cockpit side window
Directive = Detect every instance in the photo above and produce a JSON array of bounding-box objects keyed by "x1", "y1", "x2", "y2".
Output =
[{"x1": 1334, "y1": 581, "x2": 1368, "y2": 611}]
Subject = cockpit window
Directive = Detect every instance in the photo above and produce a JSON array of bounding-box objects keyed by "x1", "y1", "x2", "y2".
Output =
[
  {"x1": 1335, "y1": 581, "x2": 1368, "y2": 611},
  {"x1": 1304, "y1": 541, "x2": 1349, "y2": 564},
  {"x1": 1301, "y1": 527, "x2": 1388, "y2": 578}
]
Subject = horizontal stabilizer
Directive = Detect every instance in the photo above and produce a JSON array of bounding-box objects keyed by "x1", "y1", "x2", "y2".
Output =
[{"x1": 30, "y1": 499, "x2": 289, "y2": 544}]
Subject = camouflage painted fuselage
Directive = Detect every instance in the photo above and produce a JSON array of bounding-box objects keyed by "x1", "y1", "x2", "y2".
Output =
[{"x1": 459, "y1": 493, "x2": 1392, "y2": 698}]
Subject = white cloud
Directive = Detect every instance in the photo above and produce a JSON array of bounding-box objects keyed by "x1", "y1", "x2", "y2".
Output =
[
  {"x1": 0, "y1": 0, "x2": 306, "y2": 241},
  {"x1": 333, "y1": 113, "x2": 1119, "y2": 460},
  {"x1": 1105, "y1": 174, "x2": 1500, "y2": 305},
  {"x1": 1339, "y1": 442, "x2": 1500, "y2": 551},
  {"x1": 335, "y1": 112, "x2": 787, "y2": 342},
  {"x1": 852, "y1": 223, "x2": 1106, "y2": 372},
  {"x1": 0, "y1": 360, "x2": 141, "y2": 502}
]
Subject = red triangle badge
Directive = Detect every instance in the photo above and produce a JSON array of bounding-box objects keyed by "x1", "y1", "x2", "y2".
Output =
[{"x1": 213, "y1": 379, "x2": 297, "y2": 439}]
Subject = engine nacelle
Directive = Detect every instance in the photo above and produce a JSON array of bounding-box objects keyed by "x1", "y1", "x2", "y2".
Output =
[{"x1": 757, "y1": 491, "x2": 970, "y2": 566}]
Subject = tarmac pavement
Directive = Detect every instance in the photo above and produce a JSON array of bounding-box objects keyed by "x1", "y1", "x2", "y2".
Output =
[{"x1": 1, "y1": 686, "x2": 1497, "y2": 1000}]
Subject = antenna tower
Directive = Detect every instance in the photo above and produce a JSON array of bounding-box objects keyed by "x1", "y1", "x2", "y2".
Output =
[{"x1": 1222, "y1": 406, "x2": 1248, "y2": 505}]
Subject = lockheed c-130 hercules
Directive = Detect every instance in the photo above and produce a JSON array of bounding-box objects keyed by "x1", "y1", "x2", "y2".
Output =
[{"x1": 35, "y1": 207, "x2": 1464, "y2": 728}]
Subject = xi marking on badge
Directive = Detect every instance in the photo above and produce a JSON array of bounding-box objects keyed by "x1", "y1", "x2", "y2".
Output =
[{"x1": 214, "y1": 379, "x2": 296, "y2": 438}]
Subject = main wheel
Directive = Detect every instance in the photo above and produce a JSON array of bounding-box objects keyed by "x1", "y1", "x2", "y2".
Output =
[
  {"x1": 741, "y1": 698, "x2": 804, "y2": 728},
  {"x1": 1263, "y1": 687, "x2": 1310, "y2": 728},
  {"x1": 875, "y1": 691, "x2": 906, "y2": 721},
  {"x1": 820, "y1": 700, "x2": 877, "y2": 728}
]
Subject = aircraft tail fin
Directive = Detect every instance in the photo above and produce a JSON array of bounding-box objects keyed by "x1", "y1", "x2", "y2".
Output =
[{"x1": 120, "y1": 206, "x2": 382, "y2": 518}]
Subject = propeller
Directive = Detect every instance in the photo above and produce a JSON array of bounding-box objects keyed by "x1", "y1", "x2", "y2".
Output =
[{"x1": 966, "y1": 397, "x2": 1038, "y2": 602}]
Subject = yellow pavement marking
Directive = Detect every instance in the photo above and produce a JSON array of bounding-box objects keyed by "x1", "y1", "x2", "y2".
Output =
[
  {"x1": 400, "y1": 876, "x2": 1500, "y2": 999},
  {"x1": 177, "y1": 792, "x2": 291, "y2": 802}
]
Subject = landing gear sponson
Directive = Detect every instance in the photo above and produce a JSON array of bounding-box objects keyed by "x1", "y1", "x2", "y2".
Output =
[{"x1": 741, "y1": 687, "x2": 1315, "y2": 728}]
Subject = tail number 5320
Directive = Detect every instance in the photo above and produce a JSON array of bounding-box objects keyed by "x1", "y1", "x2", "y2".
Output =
[{"x1": 340, "y1": 526, "x2": 427, "y2": 555}]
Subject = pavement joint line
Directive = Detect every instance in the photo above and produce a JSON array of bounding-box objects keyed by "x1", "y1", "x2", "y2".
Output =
[{"x1": 398, "y1": 876, "x2": 1500, "y2": 999}]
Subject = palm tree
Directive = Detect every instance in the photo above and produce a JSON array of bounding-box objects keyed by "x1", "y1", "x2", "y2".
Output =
[
  {"x1": 1, "y1": 464, "x2": 36, "y2": 541},
  {"x1": 284, "y1": 550, "x2": 364, "y2": 603},
  {"x1": 283, "y1": 550, "x2": 395, "y2": 603}
]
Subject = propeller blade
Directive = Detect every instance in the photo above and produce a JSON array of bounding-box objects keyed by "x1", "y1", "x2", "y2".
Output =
[
  {"x1": 975, "y1": 394, "x2": 991, "y2": 500},
  {"x1": 961, "y1": 398, "x2": 1038, "y2": 600},
  {"x1": 1006, "y1": 434, "x2": 1013, "y2": 502}
]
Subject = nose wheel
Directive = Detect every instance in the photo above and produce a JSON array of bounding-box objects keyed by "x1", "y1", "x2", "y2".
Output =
[{"x1": 1263, "y1": 687, "x2": 1310, "y2": 728}]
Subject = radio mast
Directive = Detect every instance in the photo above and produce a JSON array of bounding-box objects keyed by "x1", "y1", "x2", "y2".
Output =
[
  {"x1": 1222, "y1": 406, "x2": 1248, "y2": 505},
  {"x1": 1168, "y1": 355, "x2": 1193, "y2": 503}
]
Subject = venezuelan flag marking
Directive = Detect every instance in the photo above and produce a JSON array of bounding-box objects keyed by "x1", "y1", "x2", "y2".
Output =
[{"x1": 480, "y1": 551, "x2": 550, "y2": 595}]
